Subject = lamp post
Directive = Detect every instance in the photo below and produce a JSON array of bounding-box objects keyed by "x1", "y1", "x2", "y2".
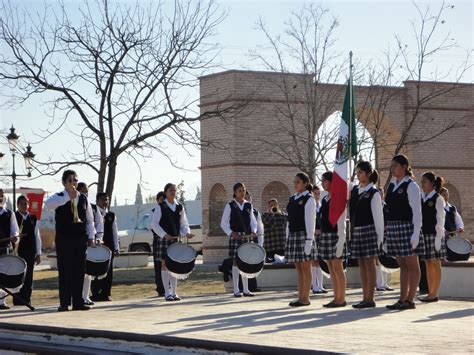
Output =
[{"x1": 0, "y1": 126, "x2": 35, "y2": 210}]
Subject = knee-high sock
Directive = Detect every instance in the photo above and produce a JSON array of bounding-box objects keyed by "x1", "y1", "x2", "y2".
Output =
[
  {"x1": 83, "y1": 275, "x2": 92, "y2": 301},
  {"x1": 382, "y1": 269, "x2": 388, "y2": 288},
  {"x1": 161, "y1": 270, "x2": 170, "y2": 297},
  {"x1": 242, "y1": 275, "x2": 249, "y2": 293},
  {"x1": 376, "y1": 264, "x2": 383, "y2": 288},
  {"x1": 315, "y1": 266, "x2": 324, "y2": 290},
  {"x1": 232, "y1": 266, "x2": 240, "y2": 294},
  {"x1": 170, "y1": 275, "x2": 178, "y2": 296},
  {"x1": 311, "y1": 266, "x2": 318, "y2": 291},
  {"x1": 0, "y1": 290, "x2": 6, "y2": 305}
]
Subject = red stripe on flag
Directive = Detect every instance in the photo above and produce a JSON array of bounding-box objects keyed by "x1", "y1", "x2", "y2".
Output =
[{"x1": 329, "y1": 172, "x2": 348, "y2": 227}]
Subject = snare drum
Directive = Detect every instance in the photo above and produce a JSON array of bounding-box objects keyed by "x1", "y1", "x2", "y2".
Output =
[
  {"x1": 236, "y1": 243, "x2": 266, "y2": 278},
  {"x1": 446, "y1": 236, "x2": 472, "y2": 262},
  {"x1": 0, "y1": 255, "x2": 27, "y2": 290},
  {"x1": 166, "y1": 243, "x2": 197, "y2": 280},
  {"x1": 86, "y1": 245, "x2": 111, "y2": 278}
]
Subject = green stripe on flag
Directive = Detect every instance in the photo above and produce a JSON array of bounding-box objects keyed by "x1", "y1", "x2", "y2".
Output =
[{"x1": 341, "y1": 79, "x2": 358, "y2": 158}]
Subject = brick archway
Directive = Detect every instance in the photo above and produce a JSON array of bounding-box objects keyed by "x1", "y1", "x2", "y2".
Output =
[{"x1": 208, "y1": 183, "x2": 227, "y2": 236}]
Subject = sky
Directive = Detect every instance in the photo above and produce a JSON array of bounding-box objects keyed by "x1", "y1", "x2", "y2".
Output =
[{"x1": 0, "y1": 0, "x2": 472, "y2": 205}]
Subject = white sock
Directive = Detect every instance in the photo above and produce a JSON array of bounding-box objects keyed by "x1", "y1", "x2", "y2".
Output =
[
  {"x1": 170, "y1": 276, "x2": 178, "y2": 296},
  {"x1": 242, "y1": 276, "x2": 249, "y2": 294},
  {"x1": 311, "y1": 266, "x2": 318, "y2": 291},
  {"x1": 376, "y1": 264, "x2": 383, "y2": 288},
  {"x1": 315, "y1": 266, "x2": 324, "y2": 290},
  {"x1": 382, "y1": 270, "x2": 389, "y2": 288},
  {"x1": 161, "y1": 270, "x2": 170, "y2": 297},
  {"x1": 83, "y1": 275, "x2": 92, "y2": 301},
  {"x1": 232, "y1": 266, "x2": 240, "y2": 294},
  {"x1": 0, "y1": 290, "x2": 6, "y2": 306}
]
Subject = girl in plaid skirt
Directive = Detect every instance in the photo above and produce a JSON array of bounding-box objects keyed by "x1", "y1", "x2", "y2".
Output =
[
  {"x1": 349, "y1": 161, "x2": 384, "y2": 309},
  {"x1": 319, "y1": 171, "x2": 347, "y2": 308},
  {"x1": 385, "y1": 155, "x2": 424, "y2": 311},
  {"x1": 149, "y1": 183, "x2": 194, "y2": 302},
  {"x1": 285, "y1": 172, "x2": 317, "y2": 307},
  {"x1": 220, "y1": 182, "x2": 258, "y2": 298},
  {"x1": 419, "y1": 172, "x2": 446, "y2": 303}
]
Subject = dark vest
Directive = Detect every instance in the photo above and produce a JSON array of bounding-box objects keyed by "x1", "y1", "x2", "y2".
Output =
[
  {"x1": 422, "y1": 193, "x2": 440, "y2": 235},
  {"x1": 229, "y1": 201, "x2": 252, "y2": 234},
  {"x1": 55, "y1": 193, "x2": 89, "y2": 238},
  {"x1": 350, "y1": 186, "x2": 377, "y2": 227},
  {"x1": 103, "y1": 211, "x2": 115, "y2": 248},
  {"x1": 287, "y1": 194, "x2": 311, "y2": 233},
  {"x1": 15, "y1": 212, "x2": 37, "y2": 253},
  {"x1": 385, "y1": 180, "x2": 413, "y2": 221},
  {"x1": 320, "y1": 196, "x2": 337, "y2": 233},
  {"x1": 444, "y1": 205, "x2": 457, "y2": 233},
  {"x1": 0, "y1": 209, "x2": 13, "y2": 248},
  {"x1": 151, "y1": 207, "x2": 158, "y2": 238},
  {"x1": 159, "y1": 202, "x2": 183, "y2": 236}
]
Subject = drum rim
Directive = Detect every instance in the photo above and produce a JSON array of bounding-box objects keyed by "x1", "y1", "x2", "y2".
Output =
[
  {"x1": 167, "y1": 243, "x2": 197, "y2": 263},
  {"x1": 446, "y1": 236, "x2": 472, "y2": 254},
  {"x1": 86, "y1": 245, "x2": 111, "y2": 263},
  {"x1": 0, "y1": 255, "x2": 27, "y2": 276},
  {"x1": 237, "y1": 243, "x2": 266, "y2": 264}
]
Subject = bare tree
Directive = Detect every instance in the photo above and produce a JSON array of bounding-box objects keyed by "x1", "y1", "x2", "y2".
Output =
[{"x1": 0, "y1": 0, "x2": 235, "y2": 198}]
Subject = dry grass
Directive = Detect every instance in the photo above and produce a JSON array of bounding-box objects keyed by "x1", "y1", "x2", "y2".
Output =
[{"x1": 30, "y1": 266, "x2": 225, "y2": 306}]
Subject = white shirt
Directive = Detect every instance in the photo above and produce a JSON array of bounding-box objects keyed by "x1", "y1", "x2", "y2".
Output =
[
  {"x1": 93, "y1": 206, "x2": 104, "y2": 240},
  {"x1": 16, "y1": 211, "x2": 42, "y2": 255},
  {"x1": 389, "y1": 176, "x2": 422, "y2": 241},
  {"x1": 285, "y1": 190, "x2": 317, "y2": 241},
  {"x1": 98, "y1": 206, "x2": 120, "y2": 251},
  {"x1": 149, "y1": 200, "x2": 191, "y2": 239},
  {"x1": 444, "y1": 203, "x2": 464, "y2": 230},
  {"x1": 356, "y1": 183, "x2": 384, "y2": 242},
  {"x1": 44, "y1": 190, "x2": 96, "y2": 240},
  {"x1": 220, "y1": 199, "x2": 258, "y2": 237},
  {"x1": 0, "y1": 207, "x2": 20, "y2": 239},
  {"x1": 422, "y1": 190, "x2": 446, "y2": 238}
]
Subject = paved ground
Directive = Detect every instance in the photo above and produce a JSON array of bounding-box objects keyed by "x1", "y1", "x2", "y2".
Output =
[{"x1": 1, "y1": 289, "x2": 473, "y2": 354}]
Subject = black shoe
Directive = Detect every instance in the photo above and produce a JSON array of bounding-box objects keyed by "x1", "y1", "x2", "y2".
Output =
[
  {"x1": 90, "y1": 295, "x2": 100, "y2": 302},
  {"x1": 173, "y1": 295, "x2": 181, "y2": 301},
  {"x1": 84, "y1": 300, "x2": 95, "y2": 306},
  {"x1": 419, "y1": 297, "x2": 439, "y2": 303},
  {"x1": 384, "y1": 286, "x2": 395, "y2": 291},
  {"x1": 353, "y1": 301, "x2": 376, "y2": 309},
  {"x1": 165, "y1": 295, "x2": 174, "y2": 301},
  {"x1": 289, "y1": 301, "x2": 310, "y2": 307},
  {"x1": 324, "y1": 301, "x2": 347, "y2": 308},
  {"x1": 386, "y1": 300, "x2": 404, "y2": 310},
  {"x1": 243, "y1": 292, "x2": 255, "y2": 297},
  {"x1": 323, "y1": 301, "x2": 335, "y2": 308},
  {"x1": 233, "y1": 292, "x2": 242, "y2": 298},
  {"x1": 312, "y1": 289, "x2": 329, "y2": 294},
  {"x1": 376, "y1": 287, "x2": 386, "y2": 291},
  {"x1": 72, "y1": 305, "x2": 91, "y2": 311},
  {"x1": 400, "y1": 300, "x2": 416, "y2": 310},
  {"x1": 57, "y1": 306, "x2": 69, "y2": 312},
  {"x1": 0, "y1": 304, "x2": 10, "y2": 310}
]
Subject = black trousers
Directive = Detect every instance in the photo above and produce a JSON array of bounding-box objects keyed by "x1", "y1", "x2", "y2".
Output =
[
  {"x1": 91, "y1": 245, "x2": 114, "y2": 298},
  {"x1": 14, "y1": 250, "x2": 35, "y2": 304},
  {"x1": 419, "y1": 260, "x2": 429, "y2": 294},
  {"x1": 152, "y1": 237, "x2": 164, "y2": 295},
  {"x1": 56, "y1": 236, "x2": 87, "y2": 308}
]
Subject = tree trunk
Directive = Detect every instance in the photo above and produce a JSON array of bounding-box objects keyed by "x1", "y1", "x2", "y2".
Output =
[{"x1": 105, "y1": 156, "x2": 118, "y2": 200}]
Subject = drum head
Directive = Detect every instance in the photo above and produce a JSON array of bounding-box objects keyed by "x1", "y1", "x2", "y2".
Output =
[
  {"x1": 0, "y1": 255, "x2": 27, "y2": 275},
  {"x1": 167, "y1": 243, "x2": 196, "y2": 263},
  {"x1": 87, "y1": 245, "x2": 111, "y2": 262},
  {"x1": 447, "y1": 236, "x2": 472, "y2": 254},
  {"x1": 237, "y1": 243, "x2": 265, "y2": 265}
]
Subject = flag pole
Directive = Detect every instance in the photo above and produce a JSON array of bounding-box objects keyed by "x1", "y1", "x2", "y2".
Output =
[{"x1": 347, "y1": 51, "x2": 353, "y2": 243}]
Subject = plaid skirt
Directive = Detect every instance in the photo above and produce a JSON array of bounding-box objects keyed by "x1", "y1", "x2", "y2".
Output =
[
  {"x1": 386, "y1": 220, "x2": 425, "y2": 257},
  {"x1": 155, "y1": 237, "x2": 177, "y2": 260},
  {"x1": 285, "y1": 231, "x2": 317, "y2": 263},
  {"x1": 229, "y1": 238, "x2": 246, "y2": 259},
  {"x1": 318, "y1": 231, "x2": 346, "y2": 260},
  {"x1": 349, "y1": 224, "x2": 380, "y2": 258},
  {"x1": 421, "y1": 233, "x2": 446, "y2": 260}
]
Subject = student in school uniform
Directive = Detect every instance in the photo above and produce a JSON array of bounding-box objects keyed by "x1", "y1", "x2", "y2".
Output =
[
  {"x1": 78, "y1": 182, "x2": 104, "y2": 306},
  {"x1": 13, "y1": 196, "x2": 42, "y2": 307},
  {"x1": 385, "y1": 155, "x2": 424, "y2": 311},
  {"x1": 285, "y1": 173, "x2": 317, "y2": 307},
  {"x1": 349, "y1": 162, "x2": 384, "y2": 308},
  {"x1": 319, "y1": 172, "x2": 347, "y2": 308},
  {"x1": 419, "y1": 172, "x2": 446, "y2": 303},
  {"x1": 376, "y1": 188, "x2": 394, "y2": 292},
  {"x1": 220, "y1": 182, "x2": 258, "y2": 298},
  {"x1": 261, "y1": 199, "x2": 287, "y2": 262},
  {"x1": 311, "y1": 185, "x2": 328, "y2": 294},
  {"x1": 0, "y1": 188, "x2": 20, "y2": 310},
  {"x1": 44, "y1": 170, "x2": 96, "y2": 312},
  {"x1": 439, "y1": 187, "x2": 464, "y2": 238},
  {"x1": 150, "y1": 183, "x2": 193, "y2": 301},
  {"x1": 90, "y1": 192, "x2": 120, "y2": 302},
  {"x1": 150, "y1": 191, "x2": 165, "y2": 297}
]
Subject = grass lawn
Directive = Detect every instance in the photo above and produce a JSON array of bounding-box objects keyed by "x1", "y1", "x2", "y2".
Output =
[{"x1": 29, "y1": 266, "x2": 225, "y2": 306}]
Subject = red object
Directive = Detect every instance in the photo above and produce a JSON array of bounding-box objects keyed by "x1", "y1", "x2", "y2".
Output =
[
  {"x1": 17, "y1": 188, "x2": 46, "y2": 220},
  {"x1": 328, "y1": 172, "x2": 348, "y2": 227}
]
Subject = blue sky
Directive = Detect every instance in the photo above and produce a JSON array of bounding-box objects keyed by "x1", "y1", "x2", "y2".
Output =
[{"x1": 1, "y1": 0, "x2": 472, "y2": 205}]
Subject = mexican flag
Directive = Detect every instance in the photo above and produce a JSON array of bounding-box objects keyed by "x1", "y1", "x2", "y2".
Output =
[{"x1": 329, "y1": 77, "x2": 358, "y2": 227}]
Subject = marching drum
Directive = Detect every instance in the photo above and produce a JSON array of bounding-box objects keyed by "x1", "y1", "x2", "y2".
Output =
[
  {"x1": 379, "y1": 252, "x2": 399, "y2": 271},
  {"x1": 236, "y1": 243, "x2": 266, "y2": 278},
  {"x1": 166, "y1": 243, "x2": 197, "y2": 280},
  {"x1": 319, "y1": 259, "x2": 347, "y2": 276},
  {"x1": 446, "y1": 236, "x2": 472, "y2": 262},
  {"x1": 86, "y1": 245, "x2": 112, "y2": 278},
  {"x1": 0, "y1": 255, "x2": 26, "y2": 291}
]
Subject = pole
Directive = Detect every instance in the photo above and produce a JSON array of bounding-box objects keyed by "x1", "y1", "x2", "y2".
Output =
[
  {"x1": 12, "y1": 152, "x2": 16, "y2": 211},
  {"x1": 349, "y1": 51, "x2": 354, "y2": 180}
]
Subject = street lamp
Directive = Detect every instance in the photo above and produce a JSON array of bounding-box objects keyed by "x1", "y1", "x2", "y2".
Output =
[{"x1": 0, "y1": 126, "x2": 35, "y2": 210}]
